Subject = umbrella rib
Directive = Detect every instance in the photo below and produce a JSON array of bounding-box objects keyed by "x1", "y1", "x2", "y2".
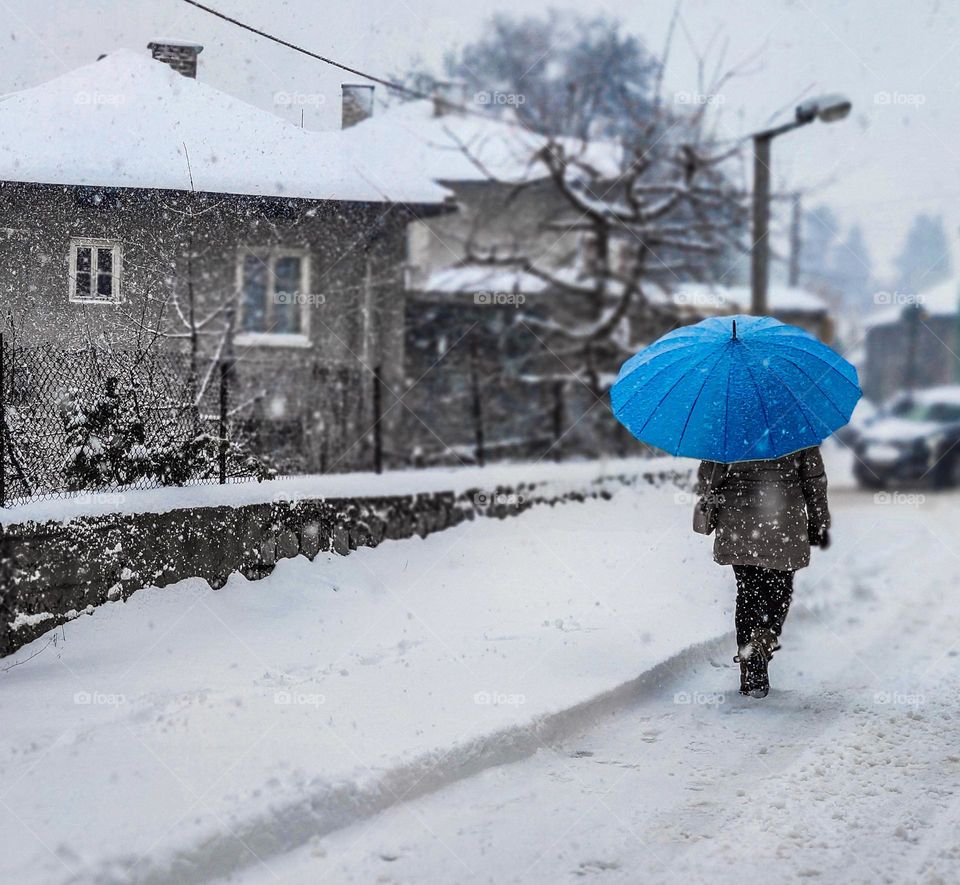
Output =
[
  {"x1": 612, "y1": 342, "x2": 707, "y2": 417},
  {"x1": 733, "y1": 343, "x2": 771, "y2": 458},
  {"x1": 631, "y1": 348, "x2": 725, "y2": 439},
  {"x1": 741, "y1": 342, "x2": 822, "y2": 441},
  {"x1": 760, "y1": 341, "x2": 861, "y2": 391},
  {"x1": 624, "y1": 340, "x2": 709, "y2": 375},
  {"x1": 675, "y1": 349, "x2": 731, "y2": 454},
  {"x1": 721, "y1": 350, "x2": 734, "y2": 460},
  {"x1": 772, "y1": 353, "x2": 851, "y2": 423}
]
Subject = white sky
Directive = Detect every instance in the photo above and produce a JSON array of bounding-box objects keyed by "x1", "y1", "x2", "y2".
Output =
[{"x1": 1, "y1": 0, "x2": 957, "y2": 279}]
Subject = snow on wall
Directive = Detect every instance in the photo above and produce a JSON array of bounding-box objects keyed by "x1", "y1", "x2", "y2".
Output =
[{"x1": 0, "y1": 461, "x2": 693, "y2": 657}]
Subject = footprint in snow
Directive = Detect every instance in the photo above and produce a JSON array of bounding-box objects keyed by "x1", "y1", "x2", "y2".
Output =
[{"x1": 574, "y1": 859, "x2": 620, "y2": 875}]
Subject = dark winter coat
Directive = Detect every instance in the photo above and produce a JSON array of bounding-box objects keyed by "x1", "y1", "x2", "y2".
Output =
[{"x1": 695, "y1": 447, "x2": 830, "y2": 571}]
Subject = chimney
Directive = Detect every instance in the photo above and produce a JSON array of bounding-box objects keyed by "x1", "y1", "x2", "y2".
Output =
[
  {"x1": 341, "y1": 84, "x2": 374, "y2": 128},
  {"x1": 433, "y1": 81, "x2": 467, "y2": 117},
  {"x1": 148, "y1": 40, "x2": 204, "y2": 78}
]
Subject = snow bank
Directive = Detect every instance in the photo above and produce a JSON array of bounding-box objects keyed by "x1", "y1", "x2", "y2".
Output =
[{"x1": 0, "y1": 473, "x2": 728, "y2": 884}]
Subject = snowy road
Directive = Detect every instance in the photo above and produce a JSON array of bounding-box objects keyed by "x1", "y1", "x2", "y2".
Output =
[
  {"x1": 226, "y1": 483, "x2": 960, "y2": 885},
  {"x1": 2, "y1": 453, "x2": 959, "y2": 885}
]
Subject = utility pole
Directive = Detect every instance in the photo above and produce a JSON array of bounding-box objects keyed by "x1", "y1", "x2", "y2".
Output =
[
  {"x1": 749, "y1": 94, "x2": 851, "y2": 315},
  {"x1": 788, "y1": 191, "x2": 802, "y2": 287},
  {"x1": 750, "y1": 135, "x2": 772, "y2": 315},
  {"x1": 903, "y1": 304, "x2": 924, "y2": 392}
]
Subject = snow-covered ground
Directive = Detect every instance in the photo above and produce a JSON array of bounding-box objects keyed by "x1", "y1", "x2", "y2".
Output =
[{"x1": 2, "y1": 446, "x2": 956, "y2": 884}]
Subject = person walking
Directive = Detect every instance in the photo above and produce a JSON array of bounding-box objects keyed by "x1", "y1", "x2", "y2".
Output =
[
  {"x1": 610, "y1": 314, "x2": 858, "y2": 699},
  {"x1": 694, "y1": 446, "x2": 831, "y2": 698}
]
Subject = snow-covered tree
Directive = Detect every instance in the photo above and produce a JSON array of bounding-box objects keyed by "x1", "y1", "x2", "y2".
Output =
[{"x1": 443, "y1": 10, "x2": 660, "y2": 141}]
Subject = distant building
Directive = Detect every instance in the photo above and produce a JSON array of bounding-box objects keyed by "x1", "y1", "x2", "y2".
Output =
[
  {"x1": 863, "y1": 280, "x2": 960, "y2": 403},
  {"x1": 664, "y1": 283, "x2": 834, "y2": 343},
  {"x1": 344, "y1": 94, "x2": 839, "y2": 461},
  {"x1": 343, "y1": 92, "x2": 630, "y2": 461}
]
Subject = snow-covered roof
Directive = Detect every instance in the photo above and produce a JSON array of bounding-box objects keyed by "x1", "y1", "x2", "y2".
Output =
[
  {"x1": 417, "y1": 270, "x2": 830, "y2": 319},
  {"x1": 666, "y1": 283, "x2": 829, "y2": 315},
  {"x1": 342, "y1": 99, "x2": 623, "y2": 185},
  {"x1": 0, "y1": 50, "x2": 448, "y2": 205},
  {"x1": 864, "y1": 278, "x2": 960, "y2": 329},
  {"x1": 909, "y1": 384, "x2": 960, "y2": 405},
  {"x1": 419, "y1": 269, "x2": 825, "y2": 308},
  {"x1": 420, "y1": 265, "x2": 550, "y2": 295}
]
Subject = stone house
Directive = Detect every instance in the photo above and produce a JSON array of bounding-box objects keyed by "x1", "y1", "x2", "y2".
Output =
[{"x1": 0, "y1": 43, "x2": 449, "y2": 473}]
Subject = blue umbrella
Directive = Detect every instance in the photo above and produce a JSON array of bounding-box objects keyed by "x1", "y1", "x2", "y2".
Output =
[{"x1": 610, "y1": 314, "x2": 861, "y2": 462}]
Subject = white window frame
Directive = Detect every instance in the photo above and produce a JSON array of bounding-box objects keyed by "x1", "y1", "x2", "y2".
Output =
[
  {"x1": 68, "y1": 237, "x2": 123, "y2": 305},
  {"x1": 235, "y1": 247, "x2": 312, "y2": 348}
]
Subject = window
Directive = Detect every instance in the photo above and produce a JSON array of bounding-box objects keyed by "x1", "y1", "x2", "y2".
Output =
[
  {"x1": 69, "y1": 238, "x2": 122, "y2": 303},
  {"x1": 236, "y1": 249, "x2": 311, "y2": 346}
]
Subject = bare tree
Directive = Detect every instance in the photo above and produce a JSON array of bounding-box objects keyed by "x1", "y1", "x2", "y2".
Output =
[{"x1": 453, "y1": 18, "x2": 754, "y2": 394}]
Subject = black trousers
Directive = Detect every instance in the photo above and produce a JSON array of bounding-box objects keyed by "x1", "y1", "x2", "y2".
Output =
[{"x1": 732, "y1": 565, "x2": 794, "y2": 650}]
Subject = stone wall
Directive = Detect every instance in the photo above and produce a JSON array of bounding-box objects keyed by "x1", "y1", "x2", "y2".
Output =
[{"x1": 0, "y1": 467, "x2": 690, "y2": 658}]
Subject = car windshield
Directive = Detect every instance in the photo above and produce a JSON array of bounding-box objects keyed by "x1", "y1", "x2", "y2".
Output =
[{"x1": 888, "y1": 400, "x2": 960, "y2": 423}]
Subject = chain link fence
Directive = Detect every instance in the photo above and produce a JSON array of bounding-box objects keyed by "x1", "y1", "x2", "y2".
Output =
[{"x1": 0, "y1": 336, "x2": 376, "y2": 507}]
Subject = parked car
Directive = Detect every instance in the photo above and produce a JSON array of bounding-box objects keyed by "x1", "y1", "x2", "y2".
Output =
[
  {"x1": 853, "y1": 386, "x2": 960, "y2": 488},
  {"x1": 835, "y1": 397, "x2": 877, "y2": 446}
]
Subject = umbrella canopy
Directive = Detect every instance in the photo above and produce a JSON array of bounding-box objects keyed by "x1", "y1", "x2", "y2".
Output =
[{"x1": 610, "y1": 314, "x2": 861, "y2": 463}]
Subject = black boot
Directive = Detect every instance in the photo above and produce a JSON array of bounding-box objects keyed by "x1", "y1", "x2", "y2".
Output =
[
  {"x1": 739, "y1": 652, "x2": 769, "y2": 698},
  {"x1": 737, "y1": 629, "x2": 774, "y2": 699}
]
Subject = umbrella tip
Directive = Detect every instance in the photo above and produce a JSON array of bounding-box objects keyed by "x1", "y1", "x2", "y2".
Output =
[{"x1": 731, "y1": 319, "x2": 737, "y2": 340}]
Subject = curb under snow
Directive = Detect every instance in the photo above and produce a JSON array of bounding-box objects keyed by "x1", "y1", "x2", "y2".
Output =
[{"x1": 79, "y1": 633, "x2": 734, "y2": 885}]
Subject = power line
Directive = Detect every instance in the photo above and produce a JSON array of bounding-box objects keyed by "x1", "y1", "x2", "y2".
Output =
[{"x1": 180, "y1": 0, "x2": 483, "y2": 114}]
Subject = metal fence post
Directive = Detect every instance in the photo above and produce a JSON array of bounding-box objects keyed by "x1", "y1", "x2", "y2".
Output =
[
  {"x1": 469, "y1": 336, "x2": 485, "y2": 468},
  {"x1": 551, "y1": 379, "x2": 565, "y2": 462},
  {"x1": 0, "y1": 333, "x2": 5, "y2": 507},
  {"x1": 218, "y1": 355, "x2": 228, "y2": 484},
  {"x1": 372, "y1": 365, "x2": 383, "y2": 475}
]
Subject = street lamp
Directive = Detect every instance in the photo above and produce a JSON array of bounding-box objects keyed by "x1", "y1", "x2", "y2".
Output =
[{"x1": 750, "y1": 94, "x2": 852, "y2": 315}]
